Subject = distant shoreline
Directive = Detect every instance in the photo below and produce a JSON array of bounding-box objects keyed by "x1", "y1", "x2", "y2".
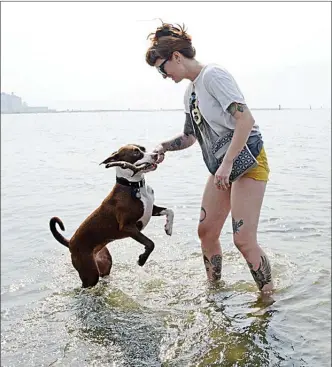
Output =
[{"x1": 1, "y1": 107, "x2": 329, "y2": 115}]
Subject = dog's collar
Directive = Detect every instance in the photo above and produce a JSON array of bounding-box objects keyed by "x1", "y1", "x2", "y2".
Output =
[{"x1": 116, "y1": 176, "x2": 145, "y2": 188}]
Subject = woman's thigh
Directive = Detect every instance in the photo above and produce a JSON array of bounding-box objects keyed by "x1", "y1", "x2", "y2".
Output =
[
  {"x1": 230, "y1": 177, "x2": 266, "y2": 251},
  {"x1": 198, "y1": 174, "x2": 231, "y2": 239}
]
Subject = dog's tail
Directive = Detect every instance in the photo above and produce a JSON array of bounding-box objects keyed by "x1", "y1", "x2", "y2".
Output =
[{"x1": 49, "y1": 217, "x2": 69, "y2": 248}]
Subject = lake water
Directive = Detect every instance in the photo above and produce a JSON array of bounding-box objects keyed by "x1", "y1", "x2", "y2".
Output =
[{"x1": 1, "y1": 109, "x2": 331, "y2": 367}]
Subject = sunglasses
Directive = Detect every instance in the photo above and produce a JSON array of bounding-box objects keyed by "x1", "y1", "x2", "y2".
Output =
[{"x1": 157, "y1": 54, "x2": 172, "y2": 78}]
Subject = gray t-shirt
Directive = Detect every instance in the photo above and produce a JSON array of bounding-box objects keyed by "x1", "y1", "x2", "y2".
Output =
[
  {"x1": 184, "y1": 63, "x2": 260, "y2": 137},
  {"x1": 183, "y1": 64, "x2": 262, "y2": 175}
]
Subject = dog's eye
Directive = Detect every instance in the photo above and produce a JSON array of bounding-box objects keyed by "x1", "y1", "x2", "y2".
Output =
[{"x1": 134, "y1": 149, "x2": 141, "y2": 155}]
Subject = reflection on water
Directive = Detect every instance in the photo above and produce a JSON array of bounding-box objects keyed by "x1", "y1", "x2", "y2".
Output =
[
  {"x1": 1, "y1": 110, "x2": 331, "y2": 366},
  {"x1": 45, "y1": 284, "x2": 279, "y2": 367},
  {"x1": 43, "y1": 279, "x2": 298, "y2": 367}
]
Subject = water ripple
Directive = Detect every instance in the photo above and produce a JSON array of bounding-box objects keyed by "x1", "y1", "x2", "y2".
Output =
[{"x1": 1, "y1": 110, "x2": 331, "y2": 367}]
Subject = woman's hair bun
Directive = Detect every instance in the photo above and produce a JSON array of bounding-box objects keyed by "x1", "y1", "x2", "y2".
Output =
[{"x1": 147, "y1": 21, "x2": 192, "y2": 45}]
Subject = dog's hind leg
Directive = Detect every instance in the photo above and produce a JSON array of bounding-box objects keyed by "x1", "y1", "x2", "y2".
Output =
[
  {"x1": 71, "y1": 252, "x2": 100, "y2": 288},
  {"x1": 95, "y1": 246, "x2": 112, "y2": 277},
  {"x1": 152, "y1": 205, "x2": 174, "y2": 236}
]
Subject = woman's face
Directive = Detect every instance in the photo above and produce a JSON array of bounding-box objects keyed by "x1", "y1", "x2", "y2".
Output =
[{"x1": 155, "y1": 52, "x2": 186, "y2": 83}]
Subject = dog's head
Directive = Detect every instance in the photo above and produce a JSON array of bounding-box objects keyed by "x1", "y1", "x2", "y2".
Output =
[{"x1": 100, "y1": 144, "x2": 159, "y2": 176}]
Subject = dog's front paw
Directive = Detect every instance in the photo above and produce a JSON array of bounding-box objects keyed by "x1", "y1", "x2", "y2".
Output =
[
  {"x1": 164, "y1": 222, "x2": 173, "y2": 236},
  {"x1": 137, "y1": 254, "x2": 147, "y2": 266},
  {"x1": 164, "y1": 210, "x2": 174, "y2": 236}
]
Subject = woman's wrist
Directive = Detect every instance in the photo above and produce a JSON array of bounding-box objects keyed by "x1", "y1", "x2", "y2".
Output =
[
  {"x1": 222, "y1": 155, "x2": 234, "y2": 164},
  {"x1": 160, "y1": 143, "x2": 167, "y2": 153}
]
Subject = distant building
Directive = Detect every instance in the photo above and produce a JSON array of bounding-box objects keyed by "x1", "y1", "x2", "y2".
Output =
[
  {"x1": 1, "y1": 92, "x2": 55, "y2": 113},
  {"x1": 1, "y1": 92, "x2": 24, "y2": 112}
]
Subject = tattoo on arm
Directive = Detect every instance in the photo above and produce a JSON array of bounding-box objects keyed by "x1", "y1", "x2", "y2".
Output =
[
  {"x1": 170, "y1": 137, "x2": 183, "y2": 150},
  {"x1": 161, "y1": 114, "x2": 196, "y2": 152},
  {"x1": 247, "y1": 255, "x2": 272, "y2": 290},
  {"x1": 162, "y1": 135, "x2": 187, "y2": 151},
  {"x1": 227, "y1": 102, "x2": 248, "y2": 116},
  {"x1": 203, "y1": 254, "x2": 222, "y2": 281},
  {"x1": 232, "y1": 218, "x2": 244, "y2": 234},
  {"x1": 163, "y1": 134, "x2": 195, "y2": 151}
]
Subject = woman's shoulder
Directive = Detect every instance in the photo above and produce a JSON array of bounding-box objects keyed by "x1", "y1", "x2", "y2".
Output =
[{"x1": 202, "y1": 64, "x2": 234, "y2": 86}]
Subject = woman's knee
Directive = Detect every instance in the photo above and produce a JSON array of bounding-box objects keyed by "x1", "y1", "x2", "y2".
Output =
[
  {"x1": 197, "y1": 222, "x2": 221, "y2": 242},
  {"x1": 233, "y1": 235, "x2": 257, "y2": 257}
]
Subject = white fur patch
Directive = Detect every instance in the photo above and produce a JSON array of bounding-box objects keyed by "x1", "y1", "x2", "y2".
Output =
[
  {"x1": 138, "y1": 185, "x2": 155, "y2": 229},
  {"x1": 116, "y1": 167, "x2": 142, "y2": 181},
  {"x1": 160, "y1": 209, "x2": 174, "y2": 236},
  {"x1": 135, "y1": 152, "x2": 156, "y2": 166},
  {"x1": 115, "y1": 151, "x2": 157, "y2": 181}
]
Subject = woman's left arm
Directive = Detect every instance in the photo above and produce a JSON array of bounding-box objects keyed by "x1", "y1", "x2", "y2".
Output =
[
  {"x1": 214, "y1": 103, "x2": 255, "y2": 190},
  {"x1": 222, "y1": 103, "x2": 255, "y2": 164},
  {"x1": 204, "y1": 68, "x2": 255, "y2": 163},
  {"x1": 204, "y1": 67, "x2": 256, "y2": 190}
]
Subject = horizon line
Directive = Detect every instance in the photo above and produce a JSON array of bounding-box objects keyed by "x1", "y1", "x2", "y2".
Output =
[{"x1": 1, "y1": 107, "x2": 330, "y2": 115}]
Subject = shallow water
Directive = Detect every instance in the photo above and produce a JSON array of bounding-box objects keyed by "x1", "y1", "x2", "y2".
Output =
[{"x1": 1, "y1": 109, "x2": 331, "y2": 366}]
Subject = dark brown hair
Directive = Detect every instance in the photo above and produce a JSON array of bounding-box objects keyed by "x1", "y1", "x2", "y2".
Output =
[{"x1": 145, "y1": 21, "x2": 196, "y2": 66}]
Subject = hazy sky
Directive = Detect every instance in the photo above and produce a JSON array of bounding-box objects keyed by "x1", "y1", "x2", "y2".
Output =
[{"x1": 1, "y1": 2, "x2": 331, "y2": 110}]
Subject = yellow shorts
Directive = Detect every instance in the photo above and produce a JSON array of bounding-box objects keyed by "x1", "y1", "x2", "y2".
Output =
[{"x1": 242, "y1": 146, "x2": 270, "y2": 182}]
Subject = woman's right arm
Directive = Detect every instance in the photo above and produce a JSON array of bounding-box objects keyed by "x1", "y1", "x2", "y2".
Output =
[
  {"x1": 160, "y1": 113, "x2": 197, "y2": 151},
  {"x1": 153, "y1": 113, "x2": 196, "y2": 161}
]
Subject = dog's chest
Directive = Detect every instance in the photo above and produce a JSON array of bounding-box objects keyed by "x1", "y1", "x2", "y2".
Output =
[{"x1": 137, "y1": 185, "x2": 154, "y2": 229}]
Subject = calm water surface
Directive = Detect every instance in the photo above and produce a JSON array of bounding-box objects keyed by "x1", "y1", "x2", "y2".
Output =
[{"x1": 1, "y1": 109, "x2": 331, "y2": 366}]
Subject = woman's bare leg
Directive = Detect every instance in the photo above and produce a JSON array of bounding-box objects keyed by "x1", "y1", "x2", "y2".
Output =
[
  {"x1": 198, "y1": 174, "x2": 231, "y2": 281},
  {"x1": 230, "y1": 177, "x2": 274, "y2": 294}
]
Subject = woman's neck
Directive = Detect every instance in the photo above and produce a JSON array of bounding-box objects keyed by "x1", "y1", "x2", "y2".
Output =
[{"x1": 185, "y1": 59, "x2": 205, "y2": 82}]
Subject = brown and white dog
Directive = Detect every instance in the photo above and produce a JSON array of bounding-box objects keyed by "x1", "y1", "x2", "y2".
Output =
[{"x1": 49, "y1": 144, "x2": 174, "y2": 288}]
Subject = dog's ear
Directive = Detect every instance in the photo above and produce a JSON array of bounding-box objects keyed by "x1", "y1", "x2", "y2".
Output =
[
  {"x1": 133, "y1": 144, "x2": 146, "y2": 152},
  {"x1": 99, "y1": 151, "x2": 119, "y2": 165}
]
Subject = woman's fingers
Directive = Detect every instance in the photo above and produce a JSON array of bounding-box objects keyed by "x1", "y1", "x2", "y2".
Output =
[{"x1": 215, "y1": 175, "x2": 230, "y2": 190}]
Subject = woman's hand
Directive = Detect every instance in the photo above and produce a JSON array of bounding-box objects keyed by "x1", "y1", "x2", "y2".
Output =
[
  {"x1": 214, "y1": 159, "x2": 233, "y2": 190},
  {"x1": 152, "y1": 144, "x2": 166, "y2": 163}
]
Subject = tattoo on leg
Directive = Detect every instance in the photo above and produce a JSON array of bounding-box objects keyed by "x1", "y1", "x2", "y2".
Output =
[
  {"x1": 210, "y1": 255, "x2": 222, "y2": 280},
  {"x1": 247, "y1": 255, "x2": 272, "y2": 290},
  {"x1": 232, "y1": 218, "x2": 244, "y2": 234},
  {"x1": 203, "y1": 255, "x2": 210, "y2": 273},
  {"x1": 203, "y1": 254, "x2": 222, "y2": 280},
  {"x1": 200, "y1": 207, "x2": 206, "y2": 223}
]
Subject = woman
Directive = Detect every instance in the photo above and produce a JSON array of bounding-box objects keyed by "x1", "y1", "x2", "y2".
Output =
[{"x1": 145, "y1": 22, "x2": 273, "y2": 295}]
